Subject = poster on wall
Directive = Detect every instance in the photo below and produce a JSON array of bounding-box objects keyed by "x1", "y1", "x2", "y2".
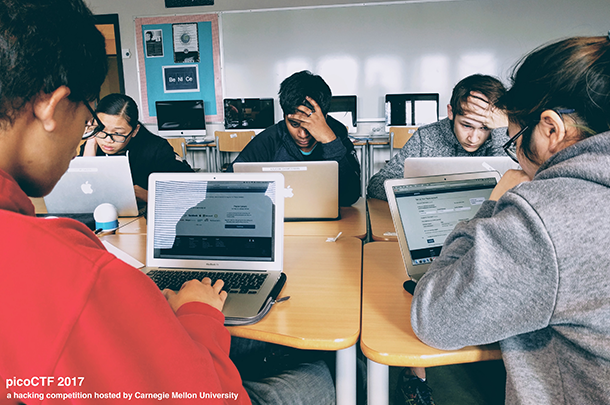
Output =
[
  {"x1": 135, "y1": 14, "x2": 223, "y2": 124},
  {"x1": 145, "y1": 29, "x2": 164, "y2": 58},
  {"x1": 172, "y1": 23, "x2": 200, "y2": 63},
  {"x1": 163, "y1": 65, "x2": 200, "y2": 93}
]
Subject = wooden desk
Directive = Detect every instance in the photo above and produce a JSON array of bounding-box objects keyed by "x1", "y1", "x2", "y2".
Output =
[
  {"x1": 112, "y1": 197, "x2": 367, "y2": 238},
  {"x1": 101, "y1": 234, "x2": 363, "y2": 405},
  {"x1": 284, "y1": 197, "x2": 367, "y2": 239},
  {"x1": 30, "y1": 197, "x2": 146, "y2": 234},
  {"x1": 117, "y1": 216, "x2": 147, "y2": 234},
  {"x1": 367, "y1": 198, "x2": 397, "y2": 241},
  {"x1": 361, "y1": 242, "x2": 501, "y2": 405}
]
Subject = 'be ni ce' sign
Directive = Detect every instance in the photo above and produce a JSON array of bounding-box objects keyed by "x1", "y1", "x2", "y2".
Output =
[{"x1": 163, "y1": 65, "x2": 200, "y2": 93}]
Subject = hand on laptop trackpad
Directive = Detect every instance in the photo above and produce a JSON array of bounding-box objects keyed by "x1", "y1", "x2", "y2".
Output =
[{"x1": 403, "y1": 280, "x2": 417, "y2": 295}]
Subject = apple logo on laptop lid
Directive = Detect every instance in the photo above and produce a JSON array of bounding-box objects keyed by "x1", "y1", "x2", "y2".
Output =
[{"x1": 81, "y1": 181, "x2": 93, "y2": 194}]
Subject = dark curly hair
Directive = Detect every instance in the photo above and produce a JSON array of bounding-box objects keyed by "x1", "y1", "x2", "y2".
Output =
[
  {"x1": 0, "y1": 0, "x2": 108, "y2": 126},
  {"x1": 279, "y1": 70, "x2": 332, "y2": 116}
]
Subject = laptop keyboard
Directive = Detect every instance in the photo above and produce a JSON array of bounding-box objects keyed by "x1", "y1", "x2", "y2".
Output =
[{"x1": 147, "y1": 270, "x2": 268, "y2": 294}]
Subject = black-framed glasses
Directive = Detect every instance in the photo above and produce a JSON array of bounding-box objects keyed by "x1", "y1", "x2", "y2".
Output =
[
  {"x1": 503, "y1": 108, "x2": 576, "y2": 163},
  {"x1": 503, "y1": 125, "x2": 528, "y2": 163},
  {"x1": 94, "y1": 127, "x2": 136, "y2": 144},
  {"x1": 82, "y1": 101, "x2": 104, "y2": 140},
  {"x1": 82, "y1": 101, "x2": 135, "y2": 144}
]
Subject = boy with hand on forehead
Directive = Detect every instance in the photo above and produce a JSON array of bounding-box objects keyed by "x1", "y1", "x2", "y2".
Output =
[
  {"x1": 228, "y1": 70, "x2": 362, "y2": 206},
  {"x1": 367, "y1": 74, "x2": 510, "y2": 201}
]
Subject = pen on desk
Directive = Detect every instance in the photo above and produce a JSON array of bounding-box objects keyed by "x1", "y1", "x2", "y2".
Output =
[
  {"x1": 326, "y1": 232, "x2": 342, "y2": 242},
  {"x1": 94, "y1": 228, "x2": 103, "y2": 235}
]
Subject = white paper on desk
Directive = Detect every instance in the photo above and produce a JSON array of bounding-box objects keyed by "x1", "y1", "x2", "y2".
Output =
[{"x1": 102, "y1": 240, "x2": 145, "y2": 269}]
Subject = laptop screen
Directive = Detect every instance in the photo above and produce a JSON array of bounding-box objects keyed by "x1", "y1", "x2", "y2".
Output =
[
  {"x1": 391, "y1": 176, "x2": 496, "y2": 266},
  {"x1": 152, "y1": 179, "x2": 277, "y2": 262}
]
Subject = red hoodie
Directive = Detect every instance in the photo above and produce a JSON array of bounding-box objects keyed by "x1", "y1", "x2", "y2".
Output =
[{"x1": 0, "y1": 169, "x2": 250, "y2": 404}]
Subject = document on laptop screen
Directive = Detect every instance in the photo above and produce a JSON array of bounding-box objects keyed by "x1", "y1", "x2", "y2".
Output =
[
  {"x1": 393, "y1": 177, "x2": 495, "y2": 265},
  {"x1": 152, "y1": 180, "x2": 276, "y2": 261}
]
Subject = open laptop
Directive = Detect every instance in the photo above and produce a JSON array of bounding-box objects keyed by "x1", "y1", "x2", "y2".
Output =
[
  {"x1": 385, "y1": 171, "x2": 500, "y2": 282},
  {"x1": 44, "y1": 156, "x2": 139, "y2": 217},
  {"x1": 404, "y1": 156, "x2": 520, "y2": 178},
  {"x1": 233, "y1": 161, "x2": 339, "y2": 221},
  {"x1": 143, "y1": 172, "x2": 286, "y2": 325}
]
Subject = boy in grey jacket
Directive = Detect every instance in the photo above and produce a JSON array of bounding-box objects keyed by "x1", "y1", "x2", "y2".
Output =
[{"x1": 368, "y1": 74, "x2": 509, "y2": 200}]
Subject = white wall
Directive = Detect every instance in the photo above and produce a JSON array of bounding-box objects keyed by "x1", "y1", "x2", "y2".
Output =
[{"x1": 86, "y1": 0, "x2": 610, "y2": 170}]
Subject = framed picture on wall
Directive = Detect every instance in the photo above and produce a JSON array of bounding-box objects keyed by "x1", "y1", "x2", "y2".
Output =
[
  {"x1": 162, "y1": 65, "x2": 200, "y2": 93},
  {"x1": 145, "y1": 29, "x2": 164, "y2": 58},
  {"x1": 172, "y1": 23, "x2": 200, "y2": 63},
  {"x1": 135, "y1": 13, "x2": 223, "y2": 124}
]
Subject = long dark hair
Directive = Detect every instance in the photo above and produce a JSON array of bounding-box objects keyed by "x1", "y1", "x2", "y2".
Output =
[
  {"x1": 96, "y1": 93, "x2": 140, "y2": 131},
  {"x1": 498, "y1": 36, "x2": 610, "y2": 162}
]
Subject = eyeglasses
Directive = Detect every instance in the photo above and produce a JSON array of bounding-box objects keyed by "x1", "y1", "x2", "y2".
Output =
[
  {"x1": 82, "y1": 101, "x2": 135, "y2": 144},
  {"x1": 503, "y1": 108, "x2": 576, "y2": 163},
  {"x1": 503, "y1": 125, "x2": 529, "y2": 163},
  {"x1": 82, "y1": 101, "x2": 104, "y2": 140},
  {"x1": 93, "y1": 127, "x2": 136, "y2": 144}
]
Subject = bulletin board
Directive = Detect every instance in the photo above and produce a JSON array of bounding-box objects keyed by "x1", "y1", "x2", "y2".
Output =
[{"x1": 135, "y1": 14, "x2": 222, "y2": 124}]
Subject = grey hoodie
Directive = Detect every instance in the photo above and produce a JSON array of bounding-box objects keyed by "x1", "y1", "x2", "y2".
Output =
[{"x1": 411, "y1": 131, "x2": 610, "y2": 404}]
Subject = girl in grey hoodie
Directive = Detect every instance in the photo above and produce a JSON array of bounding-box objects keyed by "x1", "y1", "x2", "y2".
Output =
[{"x1": 411, "y1": 35, "x2": 610, "y2": 405}]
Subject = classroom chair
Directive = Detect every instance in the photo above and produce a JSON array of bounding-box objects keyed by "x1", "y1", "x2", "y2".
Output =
[
  {"x1": 215, "y1": 130, "x2": 255, "y2": 172},
  {"x1": 389, "y1": 126, "x2": 418, "y2": 157},
  {"x1": 166, "y1": 137, "x2": 187, "y2": 160}
]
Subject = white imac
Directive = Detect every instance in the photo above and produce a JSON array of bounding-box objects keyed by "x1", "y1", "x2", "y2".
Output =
[{"x1": 155, "y1": 99, "x2": 206, "y2": 137}]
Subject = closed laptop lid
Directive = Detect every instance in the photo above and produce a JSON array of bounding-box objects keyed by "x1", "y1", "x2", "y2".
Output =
[
  {"x1": 233, "y1": 161, "x2": 339, "y2": 220},
  {"x1": 43, "y1": 156, "x2": 138, "y2": 217},
  {"x1": 385, "y1": 171, "x2": 500, "y2": 281},
  {"x1": 146, "y1": 172, "x2": 284, "y2": 271}
]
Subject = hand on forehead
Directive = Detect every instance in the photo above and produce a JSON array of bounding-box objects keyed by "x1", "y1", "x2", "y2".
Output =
[{"x1": 461, "y1": 91, "x2": 508, "y2": 129}]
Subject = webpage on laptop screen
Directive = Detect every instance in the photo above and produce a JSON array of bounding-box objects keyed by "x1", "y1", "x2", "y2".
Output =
[
  {"x1": 394, "y1": 178, "x2": 495, "y2": 265},
  {"x1": 153, "y1": 180, "x2": 276, "y2": 261}
]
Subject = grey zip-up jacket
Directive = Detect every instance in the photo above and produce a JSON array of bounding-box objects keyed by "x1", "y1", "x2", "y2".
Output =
[
  {"x1": 367, "y1": 118, "x2": 508, "y2": 200},
  {"x1": 411, "y1": 131, "x2": 610, "y2": 404}
]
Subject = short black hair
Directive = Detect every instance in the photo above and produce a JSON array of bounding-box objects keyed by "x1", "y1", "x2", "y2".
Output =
[
  {"x1": 279, "y1": 70, "x2": 332, "y2": 116},
  {"x1": 0, "y1": 0, "x2": 108, "y2": 125},
  {"x1": 450, "y1": 74, "x2": 506, "y2": 117}
]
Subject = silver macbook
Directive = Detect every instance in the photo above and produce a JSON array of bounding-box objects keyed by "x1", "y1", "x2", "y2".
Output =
[
  {"x1": 404, "y1": 156, "x2": 520, "y2": 178},
  {"x1": 385, "y1": 171, "x2": 500, "y2": 282},
  {"x1": 233, "y1": 161, "x2": 339, "y2": 221},
  {"x1": 44, "y1": 156, "x2": 139, "y2": 216},
  {"x1": 143, "y1": 172, "x2": 286, "y2": 325}
]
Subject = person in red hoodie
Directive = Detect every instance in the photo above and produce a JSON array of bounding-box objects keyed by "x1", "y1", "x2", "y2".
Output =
[{"x1": 0, "y1": 0, "x2": 250, "y2": 403}]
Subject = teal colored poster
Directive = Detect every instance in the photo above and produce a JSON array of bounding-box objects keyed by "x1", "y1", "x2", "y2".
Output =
[{"x1": 135, "y1": 14, "x2": 222, "y2": 124}]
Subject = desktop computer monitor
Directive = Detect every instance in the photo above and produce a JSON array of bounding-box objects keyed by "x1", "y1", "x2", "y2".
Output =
[
  {"x1": 224, "y1": 98, "x2": 275, "y2": 131},
  {"x1": 328, "y1": 95, "x2": 357, "y2": 133},
  {"x1": 155, "y1": 99, "x2": 206, "y2": 137},
  {"x1": 385, "y1": 93, "x2": 439, "y2": 127}
]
